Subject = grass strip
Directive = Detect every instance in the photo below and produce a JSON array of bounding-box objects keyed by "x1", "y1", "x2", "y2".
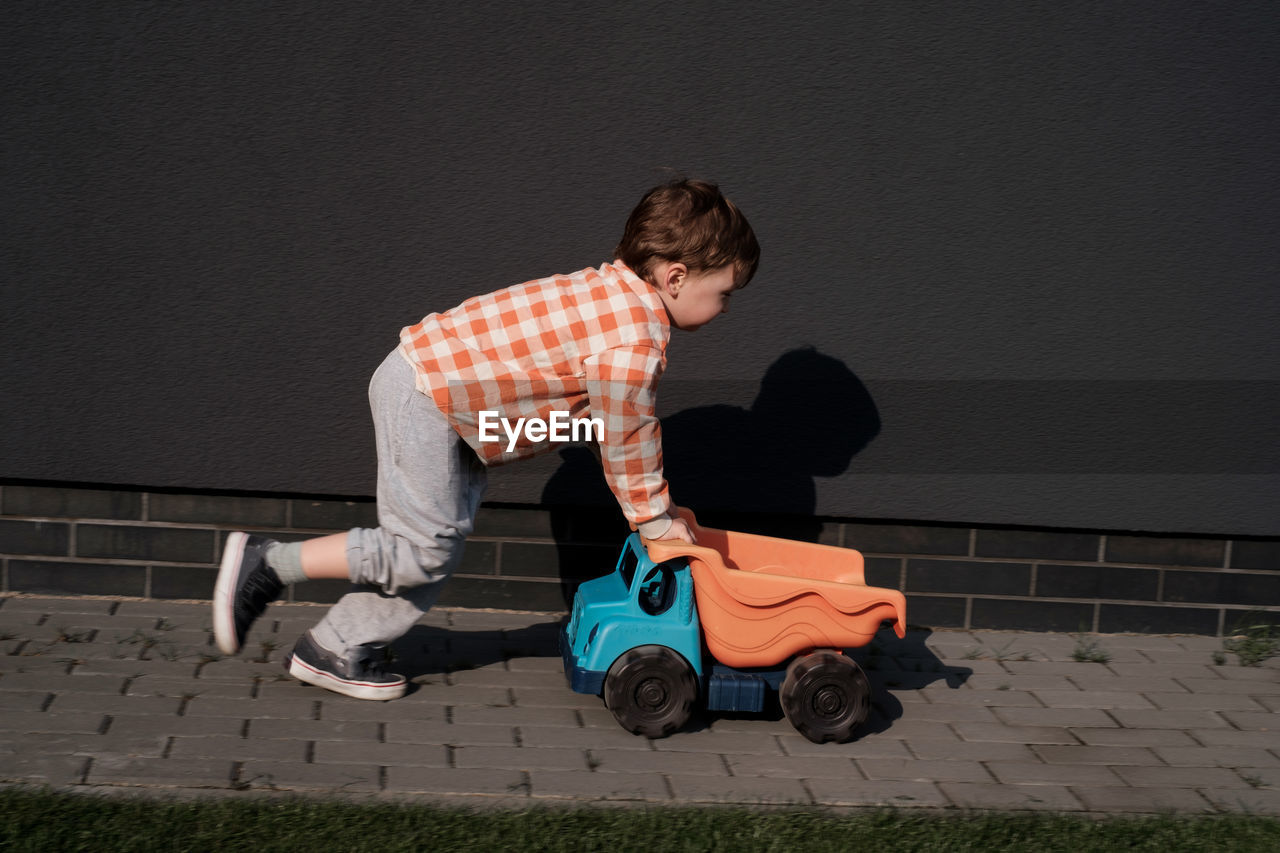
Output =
[{"x1": 2, "y1": 787, "x2": 1278, "y2": 852}]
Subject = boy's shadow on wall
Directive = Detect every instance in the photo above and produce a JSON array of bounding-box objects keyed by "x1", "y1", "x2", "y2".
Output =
[{"x1": 542, "y1": 346, "x2": 882, "y2": 560}]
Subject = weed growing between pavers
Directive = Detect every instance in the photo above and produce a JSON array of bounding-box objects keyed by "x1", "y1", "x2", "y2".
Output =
[
  {"x1": 1070, "y1": 633, "x2": 1112, "y2": 664},
  {"x1": 2, "y1": 788, "x2": 1280, "y2": 853},
  {"x1": 1221, "y1": 615, "x2": 1279, "y2": 667}
]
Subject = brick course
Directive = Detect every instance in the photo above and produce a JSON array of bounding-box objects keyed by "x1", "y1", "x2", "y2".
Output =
[{"x1": 1, "y1": 481, "x2": 1277, "y2": 635}]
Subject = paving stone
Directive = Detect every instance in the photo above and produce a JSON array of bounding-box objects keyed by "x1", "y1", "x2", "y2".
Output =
[
  {"x1": 807, "y1": 778, "x2": 950, "y2": 808},
  {"x1": 106, "y1": 714, "x2": 246, "y2": 739},
  {"x1": 911, "y1": 696, "x2": 1036, "y2": 717},
  {"x1": 906, "y1": 741, "x2": 1039, "y2": 762},
  {"x1": 1107, "y1": 662, "x2": 1221, "y2": 679},
  {"x1": 413, "y1": 683, "x2": 512, "y2": 707},
  {"x1": 726, "y1": 754, "x2": 858, "y2": 779},
  {"x1": 453, "y1": 706, "x2": 579, "y2": 728},
  {"x1": 0, "y1": 753, "x2": 89, "y2": 786},
  {"x1": 999, "y1": 661, "x2": 1111, "y2": 676},
  {"x1": 0, "y1": 711, "x2": 106, "y2": 734},
  {"x1": 505, "y1": 656, "x2": 563, "y2": 673},
  {"x1": 314, "y1": 741, "x2": 449, "y2": 767},
  {"x1": 385, "y1": 720, "x2": 514, "y2": 746},
  {"x1": 0, "y1": 690, "x2": 52, "y2": 711},
  {"x1": 518, "y1": 723, "x2": 649, "y2": 750},
  {"x1": 778, "y1": 735, "x2": 913, "y2": 759},
  {"x1": 1154, "y1": 746, "x2": 1280, "y2": 768},
  {"x1": 1144, "y1": 692, "x2": 1270, "y2": 712},
  {"x1": 237, "y1": 761, "x2": 381, "y2": 793},
  {"x1": 1212, "y1": 665, "x2": 1280, "y2": 682},
  {"x1": 448, "y1": 668, "x2": 562, "y2": 688},
  {"x1": 530, "y1": 769, "x2": 670, "y2": 801},
  {"x1": 976, "y1": 674, "x2": 1078, "y2": 691},
  {"x1": 168, "y1": 735, "x2": 307, "y2": 763},
  {"x1": 1230, "y1": 766, "x2": 1280, "y2": 787},
  {"x1": 511, "y1": 687, "x2": 603, "y2": 709},
  {"x1": 952, "y1": 723, "x2": 1078, "y2": 744},
  {"x1": 856, "y1": 758, "x2": 993, "y2": 783},
  {"x1": 685, "y1": 714, "x2": 795, "y2": 735},
  {"x1": 1112, "y1": 765, "x2": 1255, "y2": 789},
  {"x1": 591, "y1": 748, "x2": 727, "y2": 776},
  {"x1": 319, "y1": 699, "x2": 446, "y2": 723},
  {"x1": 939, "y1": 782, "x2": 1084, "y2": 811},
  {"x1": 1174, "y1": 677, "x2": 1280, "y2": 696},
  {"x1": 1070, "y1": 785, "x2": 1216, "y2": 814},
  {"x1": 1031, "y1": 690, "x2": 1155, "y2": 709},
  {"x1": 666, "y1": 774, "x2": 811, "y2": 805},
  {"x1": 0, "y1": 598, "x2": 117, "y2": 615},
  {"x1": 0, "y1": 672, "x2": 127, "y2": 694},
  {"x1": 1199, "y1": 788, "x2": 1280, "y2": 816},
  {"x1": 652, "y1": 730, "x2": 786, "y2": 755},
  {"x1": 992, "y1": 707, "x2": 1118, "y2": 728},
  {"x1": 179, "y1": 695, "x2": 318, "y2": 719},
  {"x1": 1033, "y1": 745, "x2": 1162, "y2": 766},
  {"x1": 865, "y1": 719, "x2": 961, "y2": 741},
  {"x1": 1109, "y1": 709, "x2": 1230, "y2": 729},
  {"x1": 1219, "y1": 710, "x2": 1280, "y2": 731},
  {"x1": 453, "y1": 745, "x2": 587, "y2": 771},
  {"x1": 919, "y1": 689, "x2": 1043, "y2": 709},
  {"x1": 126, "y1": 677, "x2": 252, "y2": 699},
  {"x1": 1187, "y1": 728, "x2": 1280, "y2": 748},
  {"x1": 386, "y1": 766, "x2": 528, "y2": 796},
  {"x1": 1068, "y1": 675, "x2": 1187, "y2": 693},
  {"x1": 89, "y1": 756, "x2": 233, "y2": 788},
  {"x1": 47, "y1": 693, "x2": 183, "y2": 716},
  {"x1": 246, "y1": 718, "x2": 380, "y2": 741},
  {"x1": 985, "y1": 761, "x2": 1124, "y2": 786},
  {"x1": 72, "y1": 659, "x2": 203, "y2": 678},
  {"x1": 0, "y1": 655, "x2": 76, "y2": 674},
  {"x1": 1070, "y1": 728, "x2": 1198, "y2": 747}
]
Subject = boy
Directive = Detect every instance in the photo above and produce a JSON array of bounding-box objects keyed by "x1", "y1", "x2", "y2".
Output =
[{"x1": 213, "y1": 179, "x2": 759, "y2": 700}]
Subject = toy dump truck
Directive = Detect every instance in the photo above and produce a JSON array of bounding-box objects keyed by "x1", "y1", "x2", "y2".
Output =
[{"x1": 560, "y1": 511, "x2": 907, "y2": 743}]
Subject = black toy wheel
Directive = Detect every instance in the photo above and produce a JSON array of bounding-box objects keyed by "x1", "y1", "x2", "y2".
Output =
[
  {"x1": 603, "y1": 645, "x2": 698, "y2": 738},
  {"x1": 779, "y1": 650, "x2": 870, "y2": 744}
]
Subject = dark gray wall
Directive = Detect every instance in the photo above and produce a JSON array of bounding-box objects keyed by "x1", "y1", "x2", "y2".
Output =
[{"x1": 3, "y1": 2, "x2": 1277, "y2": 535}]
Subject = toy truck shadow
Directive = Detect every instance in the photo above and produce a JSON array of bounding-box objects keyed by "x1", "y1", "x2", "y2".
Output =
[{"x1": 561, "y1": 512, "x2": 971, "y2": 744}]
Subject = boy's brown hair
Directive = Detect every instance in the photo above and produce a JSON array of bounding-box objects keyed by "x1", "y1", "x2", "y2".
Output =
[{"x1": 615, "y1": 179, "x2": 760, "y2": 287}]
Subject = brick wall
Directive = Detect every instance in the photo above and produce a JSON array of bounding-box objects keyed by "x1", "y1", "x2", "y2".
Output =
[{"x1": 1, "y1": 482, "x2": 1276, "y2": 636}]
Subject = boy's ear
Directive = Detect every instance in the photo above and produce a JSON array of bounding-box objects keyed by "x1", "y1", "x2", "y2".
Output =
[{"x1": 662, "y1": 262, "x2": 688, "y2": 295}]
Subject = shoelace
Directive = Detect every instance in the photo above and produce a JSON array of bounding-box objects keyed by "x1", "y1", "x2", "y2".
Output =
[{"x1": 238, "y1": 568, "x2": 283, "y2": 617}]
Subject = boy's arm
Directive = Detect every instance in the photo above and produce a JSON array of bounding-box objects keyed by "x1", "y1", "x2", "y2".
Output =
[{"x1": 583, "y1": 345, "x2": 675, "y2": 539}]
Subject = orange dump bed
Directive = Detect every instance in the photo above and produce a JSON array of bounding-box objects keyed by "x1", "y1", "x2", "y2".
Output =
[{"x1": 644, "y1": 513, "x2": 907, "y2": 669}]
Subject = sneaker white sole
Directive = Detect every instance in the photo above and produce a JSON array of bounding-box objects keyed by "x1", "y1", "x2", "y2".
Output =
[
  {"x1": 287, "y1": 654, "x2": 407, "y2": 701},
  {"x1": 212, "y1": 531, "x2": 249, "y2": 655}
]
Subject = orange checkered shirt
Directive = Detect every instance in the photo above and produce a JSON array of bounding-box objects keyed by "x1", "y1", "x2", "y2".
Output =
[{"x1": 398, "y1": 261, "x2": 673, "y2": 533}]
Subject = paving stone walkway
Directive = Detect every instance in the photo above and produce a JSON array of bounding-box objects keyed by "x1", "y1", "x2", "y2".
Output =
[{"x1": 1, "y1": 594, "x2": 1277, "y2": 815}]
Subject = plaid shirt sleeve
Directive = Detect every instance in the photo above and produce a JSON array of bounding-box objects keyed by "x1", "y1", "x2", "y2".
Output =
[{"x1": 583, "y1": 344, "x2": 672, "y2": 531}]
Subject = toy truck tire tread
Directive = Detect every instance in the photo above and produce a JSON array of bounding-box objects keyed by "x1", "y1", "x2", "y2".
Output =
[
  {"x1": 780, "y1": 650, "x2": 871, "y2": 744},
  {"x1": 604, "y1": 645, "x2": 697, "y2": 738}
]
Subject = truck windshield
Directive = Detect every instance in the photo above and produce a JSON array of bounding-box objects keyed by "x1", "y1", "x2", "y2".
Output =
[{"x1": 619, "y1": 542, "x2": 639, "y2": 590}]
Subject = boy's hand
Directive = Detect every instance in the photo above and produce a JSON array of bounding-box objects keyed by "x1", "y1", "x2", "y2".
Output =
[{"x1": 661, "y1": 518, "x2": 697, "y2": 544}]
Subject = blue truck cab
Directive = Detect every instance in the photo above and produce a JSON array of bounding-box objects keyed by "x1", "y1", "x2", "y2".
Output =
[{"x1": 561, "y1": 532, "x2": 702, "y2": 696}]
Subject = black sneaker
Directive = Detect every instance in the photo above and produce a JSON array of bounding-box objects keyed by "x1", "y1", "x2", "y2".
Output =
[
  {"x1": 283, "y1": 631, "x2": 407, "y2": 701},
  {"x1": 213, "y1": 531, "x2": 284, "y2": 655}
]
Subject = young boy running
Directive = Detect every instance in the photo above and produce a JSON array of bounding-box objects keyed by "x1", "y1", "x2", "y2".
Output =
[{"x1": 213, "y1": 179, "x2": 759, "y2": 700}]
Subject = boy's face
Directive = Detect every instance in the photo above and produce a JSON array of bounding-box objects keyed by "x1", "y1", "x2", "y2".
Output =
[{"x1": 656, "y1": 264, "x2": 738, "y2": 331}]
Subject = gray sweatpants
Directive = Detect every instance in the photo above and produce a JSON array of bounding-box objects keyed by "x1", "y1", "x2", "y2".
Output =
[{"x1": 309, "y1": 349, "x2": 488, "y2": 659}]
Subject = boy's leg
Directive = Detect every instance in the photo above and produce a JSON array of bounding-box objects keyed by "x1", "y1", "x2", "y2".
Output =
[{"x1": 290, "y1": 350, "x2": 487, "y2": 692}]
